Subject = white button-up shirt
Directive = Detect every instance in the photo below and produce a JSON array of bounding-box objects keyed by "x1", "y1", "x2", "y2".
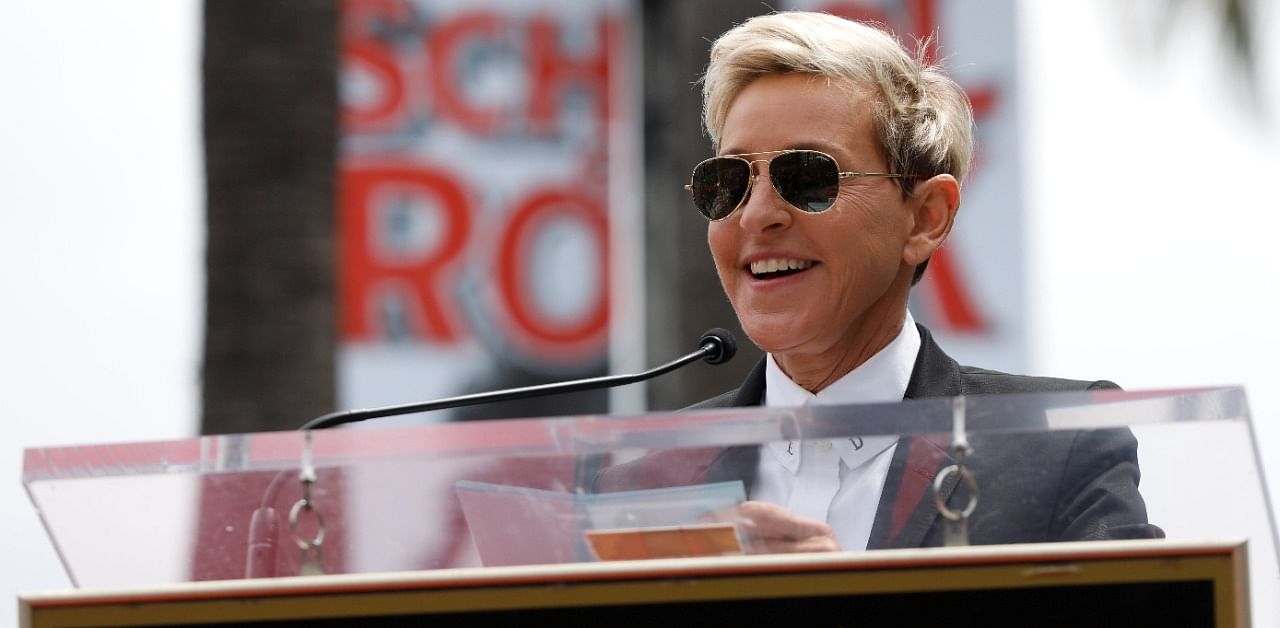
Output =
[{"x1": 752, "y1": 311, "x2": 922, "y2": 551}]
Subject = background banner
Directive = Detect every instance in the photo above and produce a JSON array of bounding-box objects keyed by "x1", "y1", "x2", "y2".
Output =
[{"x1": 337, "y1": 0, "x2": 639, "y2": 420}]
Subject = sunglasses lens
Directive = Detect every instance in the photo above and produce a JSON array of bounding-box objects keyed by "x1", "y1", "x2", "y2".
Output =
[
  {"x1": 690, "y1": 158, "x2": 751, "y2": 220},
  {"x1": 771, "y1": 151, "x2": 840, "y2": 212}
]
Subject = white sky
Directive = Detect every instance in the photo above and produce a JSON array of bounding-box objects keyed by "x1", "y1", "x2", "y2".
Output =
[
  {"x1": 0, "y1": 0, "x2": 202, "y2": 615},
  {"x1": 0, "y1": 1, "x2": 1277, "y2": 626},
  {"x1": 1023, "y1": 0, "x2": 1280, "y2": 509}
]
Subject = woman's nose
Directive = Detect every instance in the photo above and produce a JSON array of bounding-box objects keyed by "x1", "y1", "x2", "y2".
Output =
[{"x1": 736, "y1": 167, "x2": 792, "y2": 234}]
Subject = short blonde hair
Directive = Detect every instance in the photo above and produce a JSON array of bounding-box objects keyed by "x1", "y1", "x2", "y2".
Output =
[{"x1": 702, "y1": 12, "x2": 974, "y2": 187}]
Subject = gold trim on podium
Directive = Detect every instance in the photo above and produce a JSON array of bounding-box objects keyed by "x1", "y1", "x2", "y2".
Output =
[{"x1": 21, "y1": 539, "x2": 1247, "y2": 627}]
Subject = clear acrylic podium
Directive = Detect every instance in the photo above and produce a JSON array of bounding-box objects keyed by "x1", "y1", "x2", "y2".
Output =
[{"x1": 20, "y1": 386, "x2": 1277, "y2": 626}]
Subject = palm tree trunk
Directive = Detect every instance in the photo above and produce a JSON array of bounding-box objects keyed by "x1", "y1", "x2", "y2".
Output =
[
  {"x1": 642, "y1": 0, "x2": 764, "y2": 409},
  {"x1": 201, "y1": 0, "x2": 339, "y2": 435}
]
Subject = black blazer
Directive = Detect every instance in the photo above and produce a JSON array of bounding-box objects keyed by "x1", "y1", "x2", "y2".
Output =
[{"x1": 597, "y1": 324, "x2": 1162, "y2": 548}]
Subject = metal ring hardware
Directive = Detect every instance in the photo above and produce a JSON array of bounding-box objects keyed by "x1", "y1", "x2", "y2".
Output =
[
  {"x1": 289, "y1": 498, "x2": 326, "y2": 551},
  {"x1": 932, "y1": 463, "x2": 979, "y2": 521}
]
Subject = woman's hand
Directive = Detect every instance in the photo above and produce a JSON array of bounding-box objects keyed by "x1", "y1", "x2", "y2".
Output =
[{"x1": 733, "y1": 501, "x2": 841, "y2": 554}]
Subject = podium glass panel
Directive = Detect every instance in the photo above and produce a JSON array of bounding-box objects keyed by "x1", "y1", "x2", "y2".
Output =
[{"x1": 22, "y1": 386, "x2": 1276, "y2": 619}]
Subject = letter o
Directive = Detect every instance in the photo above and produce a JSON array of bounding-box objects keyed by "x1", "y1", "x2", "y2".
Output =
[{"x1": 496, "y1": 190, "x2": 608, "y2": 357}]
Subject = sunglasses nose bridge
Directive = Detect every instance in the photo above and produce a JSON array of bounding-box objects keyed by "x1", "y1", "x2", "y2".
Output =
[
  {"x1": 735, "y1": 157, "x2": 796, "y2": 227},
  {"x1": 740, "y1": 157, "x2": 774, "y2": 202},
  {"x1": 744, "y1": 157, "x2": 771, "y2": 176}
]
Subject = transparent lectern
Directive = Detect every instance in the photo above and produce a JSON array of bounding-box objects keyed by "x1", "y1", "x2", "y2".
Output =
[{"x1": 20, "y1": 387, "x2": 1277, "y2": 626}]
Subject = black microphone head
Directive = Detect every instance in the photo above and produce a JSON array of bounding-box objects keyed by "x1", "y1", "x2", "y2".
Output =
[{"x1": 698, "y1": 328, "x2": 737, "y2": 365}]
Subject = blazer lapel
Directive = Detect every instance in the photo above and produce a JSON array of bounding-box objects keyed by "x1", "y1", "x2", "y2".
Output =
[
  {"x1": 702, "y1": 358, "x2": 767, "y2": 493},
  {"x1": 730, "y1": 356, "x2": 768, "y2": 405},
  {"x1": 867, "y1": 434, "x2": 957, "y2": 548},
  {"x1": 868, "y1": 324, "x2": 967, "y2": 548},
  {"x1": 903, "y1": 324, "x2": 965, "y2": 399}
]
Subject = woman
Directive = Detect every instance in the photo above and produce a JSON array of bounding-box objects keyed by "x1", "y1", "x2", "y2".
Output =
[{"x1": 599, "y1": 12, "x2": 1158, "y2": 552}]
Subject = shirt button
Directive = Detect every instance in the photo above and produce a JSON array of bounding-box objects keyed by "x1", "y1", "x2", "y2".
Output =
[{"x1": 817, "y1": 440, "x2": 833, "y2": 452}]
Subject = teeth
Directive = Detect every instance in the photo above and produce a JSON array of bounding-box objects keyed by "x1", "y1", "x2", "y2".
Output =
[{"x1": 749, "y1": 258, "x2": 814, "y2": 275}]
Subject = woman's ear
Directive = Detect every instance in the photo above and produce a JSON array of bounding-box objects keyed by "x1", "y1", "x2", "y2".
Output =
[{"x1": 903, "y1": 174, "x2": 961, "y2": 266}]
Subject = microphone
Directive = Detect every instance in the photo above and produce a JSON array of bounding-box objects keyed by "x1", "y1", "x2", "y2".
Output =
[
  {"x1": 697, "y1": 327, "x2": 737, "y2": 365},
  {"x1": 299, "y1": 327, "x2": 738, "y2": 430}
]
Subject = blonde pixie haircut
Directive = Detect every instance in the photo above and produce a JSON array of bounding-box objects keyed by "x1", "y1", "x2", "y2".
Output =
[{"x1": 703, "y1": 11, "x2": 975, "y2": 188}]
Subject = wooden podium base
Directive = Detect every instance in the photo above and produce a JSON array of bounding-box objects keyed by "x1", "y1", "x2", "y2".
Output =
[{"x1": 21, "y1": 538, "x2": 1247, "y2": 627}]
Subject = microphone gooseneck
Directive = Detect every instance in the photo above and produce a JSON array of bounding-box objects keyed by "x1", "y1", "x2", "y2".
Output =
[
  {"x1": 299, "y1": 328, "x2": 739, "y2": 431},
  {"x1": 252, "y1": 328, "x2": 739, "y2": 578}
]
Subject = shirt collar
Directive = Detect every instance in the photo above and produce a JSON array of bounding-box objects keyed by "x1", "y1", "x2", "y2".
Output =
[{"x1": 764, "y1": 422, "x2": 898, "y2": 474}]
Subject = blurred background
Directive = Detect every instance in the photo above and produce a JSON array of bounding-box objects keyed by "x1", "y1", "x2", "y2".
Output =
[{"x1": 2, "y1": 0, "x2": 1277, "y2": 623}]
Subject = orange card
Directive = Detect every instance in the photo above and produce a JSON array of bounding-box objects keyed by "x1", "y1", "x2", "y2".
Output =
[{"x1": 585, "y1": 522, "x2": 743, "y2": 561}]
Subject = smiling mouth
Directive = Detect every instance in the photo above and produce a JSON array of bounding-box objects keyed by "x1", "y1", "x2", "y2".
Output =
[{"x1": 748, "y1": 258, "x2": 815, "y2": 280}]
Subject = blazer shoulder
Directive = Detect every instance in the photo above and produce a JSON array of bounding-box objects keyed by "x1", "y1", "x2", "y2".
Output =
[
  {"x1": 909, "y1": 324, "x2": 1118, "y2": 398},
  {"x1": 686, "y1": 389, "x2": 742, "y2": 410},
  {"x1": 956, "y1": 365, "x2": 1120, "y2": 395},
  {"x1": 683, "y1": 356, "x2": 768, "y2": 410}
]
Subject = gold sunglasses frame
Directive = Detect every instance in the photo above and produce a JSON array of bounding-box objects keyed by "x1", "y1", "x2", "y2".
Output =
[{"x1": 684, "y1": 149, "x2": 914, "y2": 221}]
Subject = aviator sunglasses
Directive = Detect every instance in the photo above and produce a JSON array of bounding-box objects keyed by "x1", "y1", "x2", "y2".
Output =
[{"x1": 685, "y1": 149, "x2": 914, "y2": 221}]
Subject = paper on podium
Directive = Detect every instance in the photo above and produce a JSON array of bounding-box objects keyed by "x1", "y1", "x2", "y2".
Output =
[{"x1": 456, "y1": 480, "x2": 746, "y2": 566}]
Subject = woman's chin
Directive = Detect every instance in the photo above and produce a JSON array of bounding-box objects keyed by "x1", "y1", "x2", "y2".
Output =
[{"x1": 739, "y1": 319, "x2": 811, "y2": 356}]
